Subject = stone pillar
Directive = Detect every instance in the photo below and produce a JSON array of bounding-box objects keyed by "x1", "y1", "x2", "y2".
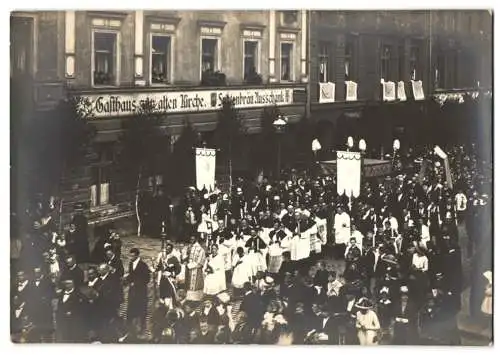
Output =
[
  {"x1": 300, "y1": 10, "x2": 308, "y2": 82},
  {"x1": 134, "y1": 10, "x2": 145, "y2": 86},
  {"x1": 64, "y1": 11, "x2": 75, "y2": 78},
  {"x1": 269, "y1": 10, "x2": 277, "y2": 83}
]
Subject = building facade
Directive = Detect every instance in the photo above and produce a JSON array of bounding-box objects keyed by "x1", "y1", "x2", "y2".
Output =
[
  {"x1": 11, "y1": 9, "x2": 492, "y2": 226},
  {"x1": 308, "y1": 10, "x2": 492, "y2": 159},
  {"x1": 11, "y1": 10, "x2": 309, "y2": 225}
]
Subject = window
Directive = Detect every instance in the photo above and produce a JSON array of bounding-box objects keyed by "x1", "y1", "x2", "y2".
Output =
[
  {"x1": 201, "y1": 38, "x2": 218, "y2": 72},
  {"x1": 280, "y1": 42, "x2": 293, "y2": 81},
  {"x1": 318, "y1": 42, "x2": 329, "y2": 83},
  {"x1": 151, "y1": 35, "x2": 171, "y2": 84},
  {"x1": 93, "y1": 31, "x2": 117, "y2": 86},
  {"x1": 344, "y1": 37, "x2": 356, "y2": 81},
  {"x1": 398, "y1": 43, "x2": 405, "y2": 81},
  {"x1": 436, "y1": 54, "x2": 446, "y2": 88},
  {"x1": 90, "y1": 144, "x2": 114, "y2": 208},
  {"x1": 380, "y1": 45, "x2": 391, "y2": 80},
  {"x1": 447, "y1": 50, "x2": 459, "y2": 88},
  {"x1": 10, "y1": 16, "x2": 34, "y2": 77},
  {"x1": 409, "y1": 44, "x2": 420, "y2": 80},
  {"x1": 243, "y1": 40, "x2": 258, "y2": 80}
]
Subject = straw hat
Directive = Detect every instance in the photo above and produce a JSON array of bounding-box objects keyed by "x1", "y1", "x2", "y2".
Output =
[
  {"x1": 382, "y1": 254, "x2": 398, "y2": 265},
  {"x1": 355, "y1": 297, "x2": 374, "y2": 310}
]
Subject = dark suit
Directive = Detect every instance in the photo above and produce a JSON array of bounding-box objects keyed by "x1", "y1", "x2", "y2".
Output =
[
  {"x1": 107, "y1": 256, "x2": 124, "y2": 305},
  {"x1": 126, "y1": 259, "x2": 151, "y2": 329},
  {"x1": 392, "y1": 300, "x2": 418, "y2": 345},
  {"x1": 313, "y1": 315, "x2": 341, "y2": 345},
  {"x1": 60, "y1": 265, "x2": 84, "y2": 288},
  {"x1": 27, "y1": 278, "x2": 55, "y2": 333},
  {"x1": 314, "y1": 269, "x2": 329, "y2": 290},
  {"x1": 95, "y1": 274, "x2": 119, "y2": 326},
  {"x1": 241, "y1": 291, "x2": 264, "y2": 329},
  {"x1": 56, "y1": 290, "x2": 85, "y2": 342}
]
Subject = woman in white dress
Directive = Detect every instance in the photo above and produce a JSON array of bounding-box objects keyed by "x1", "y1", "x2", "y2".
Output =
[
  {"x1": 481, "y1": 270, "x2": 493, "y2": 316},
  {"x1": 203, "y1": 244, "x2": 226, "y2": 296},
  {"x1": 355, "y1": 298, "x2": 381, "y2": 346}
]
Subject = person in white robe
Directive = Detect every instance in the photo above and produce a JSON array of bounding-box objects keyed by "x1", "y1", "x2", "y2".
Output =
[
  {"x1": 334, "y1": 205, "x2": 351, "y2": 245},
  {"x1": 197, "y1": 206, "x2": 217, "y2": 244},
  {"x1": 203, "y1": 244, "x2": 226, "y2": 296},
  {"x1": 231, "y1": 247, "x2": 252, "y2": 290}
]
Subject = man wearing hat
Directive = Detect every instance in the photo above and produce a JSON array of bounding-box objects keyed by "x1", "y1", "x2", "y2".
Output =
[{"x1": 355, "y1": 297, "x2": 381, "y2": 345}]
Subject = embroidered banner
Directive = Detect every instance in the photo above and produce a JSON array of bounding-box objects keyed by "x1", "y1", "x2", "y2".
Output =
[
  {"x1": 336, "y1": 151, "x2": 362, "y2": 197},
  {"x1": 318, "y1": 82, "x2": 335, "y2": 103},
  {"x1": 195, "y1": 148, "x2": 217, "y2": 191},
  {"x1": 397, "y1": 81, "x2": 407, "y2": 101},
  {"x1": 345, "y1": 81, "x2": 358, "y2": 101}
]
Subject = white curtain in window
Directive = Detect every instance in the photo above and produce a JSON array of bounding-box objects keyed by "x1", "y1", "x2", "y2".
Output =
[
  {"x1": 100, "y1": 182, "x2": 109, "y2": 205},
  {"x1": 397, "y1": 81, "x2": 407, "y2": 101}
]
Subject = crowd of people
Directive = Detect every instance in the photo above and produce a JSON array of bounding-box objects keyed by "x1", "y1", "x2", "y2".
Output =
[{"x1": 10, "y1": 143, "x2": 492, "y2": 344}]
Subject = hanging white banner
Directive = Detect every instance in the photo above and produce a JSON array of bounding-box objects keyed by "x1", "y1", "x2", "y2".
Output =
[
  {"x1": 336, "y1": 151, "x2": 362, "y2": 198},
  {"x1": 195, "y1": 148, "x2": 217, "y2": 191},
  {"x1": 345, "y1": 81, "x2": 358, "y2": 101},
  {"x1": 411, "y1": 80, "x2": 425, "y2": 101},
  {"x1": 397, "y1": 81, "x2": 407, "y2": 101},
  {"x1": 318, "y1": 82, "x2": 336, "y2": 103},
  {"x1": 382, "y1": 81, "x2": 396, "y2": 101}
]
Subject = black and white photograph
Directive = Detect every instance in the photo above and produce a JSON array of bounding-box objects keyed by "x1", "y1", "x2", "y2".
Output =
[{"x1": 9, "y1": 5, "x2": 493, "y2": 346}]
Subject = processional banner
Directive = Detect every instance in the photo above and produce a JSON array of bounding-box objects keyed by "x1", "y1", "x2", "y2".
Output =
[
  {"x1": 195, "y1": 148, "x2": 216, "y2": 191},
  {"x1": 336, "y1": 151, "x2": 362, "y2": 198}
]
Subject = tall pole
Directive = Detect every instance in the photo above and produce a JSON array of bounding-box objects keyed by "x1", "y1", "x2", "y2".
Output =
[
  {"x1": 229, "y1": 136, "x2": 233, "y2": 193},
  {"x1": 277, "y1": 134, "x2": 282, "y2": 179}
]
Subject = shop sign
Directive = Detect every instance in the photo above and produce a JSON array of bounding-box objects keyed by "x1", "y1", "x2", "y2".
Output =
[{"x1": 78, "y1": 87, "x2": 297, "y2": 118}]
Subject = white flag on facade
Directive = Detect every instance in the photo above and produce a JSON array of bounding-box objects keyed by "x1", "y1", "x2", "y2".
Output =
[
  {"x1": 336, "y1": 151, "x2": 362, "y2": 198},
  {"x1": 345, "y1": 81, "x2": 358, "y2": 101},
  {"x1": 195, "y1": 147, "x2": 217, "y2": 191},
  {"x1": 397, "y1": 81, "x2": 407, "y2": 101},
  {"x1": 382, "y1": 81, "x2": 396, "y2": 101},
  {"x1": 411, "y1": 80, "x2": 425, "y2": 101},
  {"x1": 318, "y1": 82, "x2": 335, "y2": 103}
]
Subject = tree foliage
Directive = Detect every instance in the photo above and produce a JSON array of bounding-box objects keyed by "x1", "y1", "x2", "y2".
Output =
[
  {"x1": 12, "y1": 78, "x2": 95, "y2": 213},
  {"x1": 257, "y1": 105, "x2": 281, "y2": 176},
  {"x1": 170, "y1": 119, "x2": 197, "y2": 193},
  {"x1": 116, "y1": 100, "x2": 166, "y2": 189},
  {"x1": 212, "y1": 96, "x2": 245, "y2": 158}
]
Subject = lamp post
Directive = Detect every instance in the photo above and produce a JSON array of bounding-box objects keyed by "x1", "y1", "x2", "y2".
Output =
[
  {"x1": 347, "y1": 136, "x2": 354, "y2": 151},
  {"x1": 273, "y1": 115, "x2": 288, "y2": 179},
  {"x1": 311, "y1": 138, "x2": 322, "y2": 177},
  {"x1": 359, "y1": 138, "x2": 366, "y2": 181},
  {"x1": 392, "y1": 139, "x2": 401, "y2": 173}
]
